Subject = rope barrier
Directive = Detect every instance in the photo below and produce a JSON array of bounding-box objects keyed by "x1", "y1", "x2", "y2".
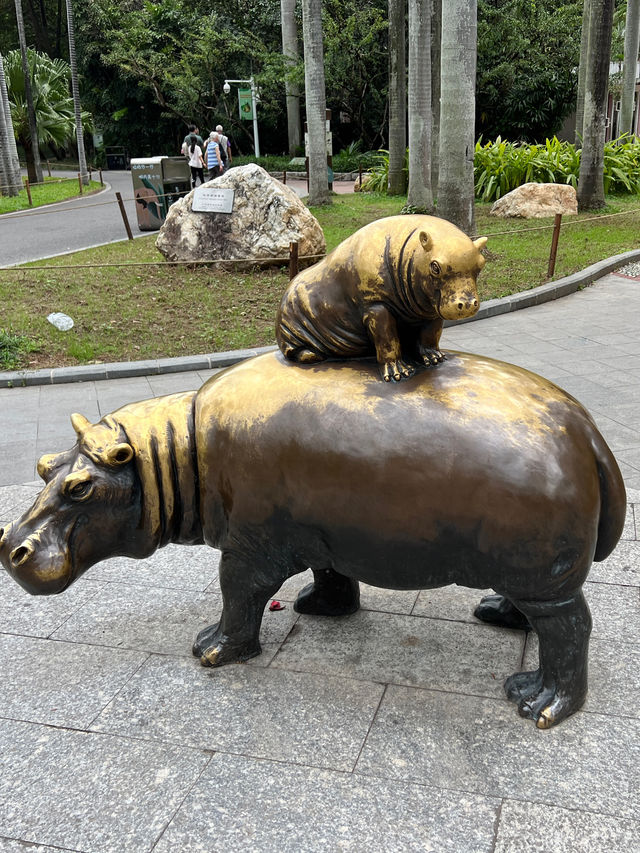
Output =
[{"x1": 0, "y1": 253, "x2": 326, "y2": 272}]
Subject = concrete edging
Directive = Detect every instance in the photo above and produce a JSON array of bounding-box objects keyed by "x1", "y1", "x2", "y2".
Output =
[{"x1": 2, "y1": 250, "x2": 639, "y2": 388}]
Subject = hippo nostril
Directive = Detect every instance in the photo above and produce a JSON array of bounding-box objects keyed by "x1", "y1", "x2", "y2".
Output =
[
  {"x1": 10, "y1": 543, "x2": 34, "y2": 568},
  {"x1": 473, "y1": 299, "x2": 478, "y2": 308},
  {"x1": 458, "y1": 302, "x2": 464, "y2": 311}
]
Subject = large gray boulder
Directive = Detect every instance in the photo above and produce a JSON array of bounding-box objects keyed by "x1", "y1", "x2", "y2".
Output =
[
  {"x1": 490, "y1": 182, "x2": 578, "y2": 218},
  {"x1": 155, "y1": 164, "x2": 325, "y2": 268}
]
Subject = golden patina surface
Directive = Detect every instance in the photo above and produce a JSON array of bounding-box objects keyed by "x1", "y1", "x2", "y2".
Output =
[{"x1": 276, "y1": 214, "x2": 487, "y2": 382}]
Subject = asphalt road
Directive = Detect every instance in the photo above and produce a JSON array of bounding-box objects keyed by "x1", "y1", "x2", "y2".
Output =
[{"x1": 0, "y1": 170, "x2": 143, "y2": 267}]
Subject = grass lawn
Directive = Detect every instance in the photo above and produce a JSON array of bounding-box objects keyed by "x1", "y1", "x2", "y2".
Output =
[
  {"x1": 0, "y1": 177, "x2": 103, "y2": 214},
  {"x1": 1, "y1": 192, "x2": 639, "y2": 371}
]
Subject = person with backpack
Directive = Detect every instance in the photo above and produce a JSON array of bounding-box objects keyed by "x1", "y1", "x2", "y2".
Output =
[
  {"x1": 215, "y1": 125, "x2": 232, "y2": 170},
  {"x1": 181, "y1": 124, "x2": 204, "y2": 156}
]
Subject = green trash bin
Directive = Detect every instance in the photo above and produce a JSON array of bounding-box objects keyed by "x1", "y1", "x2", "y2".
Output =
[{"x1": 131, "y1": 156, "x2": 191, "y2": 231}]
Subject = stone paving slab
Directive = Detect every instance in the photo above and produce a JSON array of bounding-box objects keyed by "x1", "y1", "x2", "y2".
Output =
[
  {"x1": 153, "y1": 753, "x2": 501, "y2": 853},
  {"x1": 0, "y1": 719, "x2": 210, "y2": 853},
  {"x1": 92, "y1": 657, "x2": 384, "y2": 772},
  {"x1": 355, "y1": 687, "x2": 640, "y2": 821},
  {"x1": 271, "y1": 608, "x2": 526, "y2": 699},
  {"x1": 493, "y1": 800, "x2": 640, "y2": 853},
  {"x1": 88, "y1": 543, "x2": 221, "y2": 591}
]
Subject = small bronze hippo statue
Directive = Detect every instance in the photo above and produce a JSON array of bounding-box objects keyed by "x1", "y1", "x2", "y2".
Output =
[
  {"x1": 276, "y1": 215, "x2": 487, "y2": 381},
  {"x1": 0, "y1": 351, "x2": 626, "y2": 728}
]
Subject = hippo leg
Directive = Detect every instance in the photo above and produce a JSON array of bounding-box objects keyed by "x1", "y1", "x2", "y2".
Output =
[
  {"x1": 294, "y1": 567, "x2": 360, "y2": 616},
  {"x1": 474, "y1": 594, "x2": 531, "y2": 630},
  {"x1": 504, "y1": 591, "x2": 592, "y2": 729},
  {"x1": 416, "y1": 318, "x2": 446, "y2": 366},
  {"x1": 194, "y1": 550, "x2": 284, "y2": 668},
  {"x1": 363, "y1": 303, "x2": 415, "y2": 382}
]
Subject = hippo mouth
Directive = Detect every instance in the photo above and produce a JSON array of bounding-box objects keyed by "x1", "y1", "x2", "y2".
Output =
[{"x1": 0, "y1": 517, "x2": 80, "y2": 595}]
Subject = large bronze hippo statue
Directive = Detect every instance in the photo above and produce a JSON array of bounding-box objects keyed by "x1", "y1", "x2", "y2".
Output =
[
  {"x1": 0, "y1": 351, "x2": 626, "y2": 729},
  {"x1": 276, "y1": 215, "x2": 487, "y2": 381}
]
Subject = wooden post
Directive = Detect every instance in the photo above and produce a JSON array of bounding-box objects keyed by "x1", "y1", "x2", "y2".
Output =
[
  {"x1": 24, "y1": 178, "x2": 33, "y2": 206},
  {"x1": 358, "y1": 163, "x2": 362, "y2": 187},
  {"x1": 116, "y1": 191, "x2": 134, "y2": 240},
  {"x1": 547, "y1": 213, "x2": 562, "y2": 279},
  {"x1": 78, "y1": 172, "x2": 83, "y2": 194},
  {"x1": 46, "y1": 160, "x2": 52, "y2": 177},
  {"x1": 289, "y1": 241, "x2": 299, "y2": 280},
  {"x1": 99, "y1": 169, "x2": 103, "y2": 186},
  {"x1": 283, "y1": 170, "x2": 287, "y2": 185}
]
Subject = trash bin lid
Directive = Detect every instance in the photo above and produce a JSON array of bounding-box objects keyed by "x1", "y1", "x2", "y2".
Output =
[{"x1": 130, "y1": 156, "x2": 165, "y2": 165}]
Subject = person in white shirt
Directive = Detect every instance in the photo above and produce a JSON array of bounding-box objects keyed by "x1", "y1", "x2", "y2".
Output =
[{"x1": 186, "y1": 133, "x2": 205, "y2": 188}]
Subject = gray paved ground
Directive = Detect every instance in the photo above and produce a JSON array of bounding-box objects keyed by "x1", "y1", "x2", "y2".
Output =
[{"x1": 0, "y1": 273, "x2": 639, "y2": 851}]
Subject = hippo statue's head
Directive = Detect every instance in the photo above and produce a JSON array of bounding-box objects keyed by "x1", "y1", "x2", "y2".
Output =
[
  {"x1": 0, "y1": 413, "x2": 143, "y2": 594},
  {"x1": 416, "y1": 225, "x2": 487, "y2": 323},
  {"x1": 0, "y1": 390, "x2": 201, "y2": 595}
]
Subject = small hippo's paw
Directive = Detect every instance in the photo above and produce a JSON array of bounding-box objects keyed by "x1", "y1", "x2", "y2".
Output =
[
  {"x1": 418, "y1": 347, "x2": 446, "y2": 367},
  {"x1": 380, "y1": 359, "x2": 416, "y2": 382},
  {"x1": 505, "y1": 671, "x2": 585, "y2": 729}
]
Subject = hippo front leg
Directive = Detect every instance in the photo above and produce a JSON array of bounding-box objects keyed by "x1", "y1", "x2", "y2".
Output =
[
  {"x1": 416, "y1": 318, "x2": 446, "y2": 366},
  {"x1": 363, "y1": 303, "x2": 415, "y2": 382},
  {"x1": 193, "y1": 549, "x2": 284, "y2": 668}
]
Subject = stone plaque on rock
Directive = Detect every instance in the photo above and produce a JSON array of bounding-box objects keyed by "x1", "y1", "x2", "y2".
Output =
[
  {"x1": 156, "y1": 164, "x2": 325, "y2": 269},
  {"x1": 192, "y1": 187, "x2": 235, "y2": 214}
]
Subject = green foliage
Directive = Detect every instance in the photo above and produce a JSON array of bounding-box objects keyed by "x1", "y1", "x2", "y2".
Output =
[
  {"x1": 474, "y1": 136, "x2": 640, "y2": 202},
  {"x1": 476, "y1": 0, "x2": 583, "y2": 141},
  {"x1": 4, "y1": 48, "x2": 92, "y2": 149},
  {"x1": 0, "y1": 330, "x2": 38, "y2": 370}
]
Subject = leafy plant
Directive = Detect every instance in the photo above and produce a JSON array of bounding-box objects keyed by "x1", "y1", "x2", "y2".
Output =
[{"x1": 0, "y1": 330, "x2": 39, "y2": 370}]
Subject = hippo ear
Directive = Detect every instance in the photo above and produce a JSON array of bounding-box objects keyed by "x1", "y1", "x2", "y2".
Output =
[
  {"x1": 473, "y1": 236, "x2": 488, "y2": 252},
  {"x1": 100, "y1": 443, "x2": 135, "y2": 467},
  {"x1": 419, "y1": 231, "x2": 433, "y2": 253},
  {"x1": 71, "y1": 413, "x2": 92, "y2": 438}
]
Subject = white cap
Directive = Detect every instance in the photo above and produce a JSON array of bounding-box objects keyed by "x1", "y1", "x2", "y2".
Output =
[{"x1": 216, "y1": 125, "x2": 223, "y2": 132}]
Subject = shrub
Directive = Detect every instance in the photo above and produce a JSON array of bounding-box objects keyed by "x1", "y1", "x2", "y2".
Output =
[{"x1": 0, "y1": 329, "x2": 38, "y2": 370}]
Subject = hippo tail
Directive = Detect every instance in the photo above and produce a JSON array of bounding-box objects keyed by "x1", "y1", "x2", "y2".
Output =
[{"x1": 592, "y1": 429, "x2": 627, "y2": 562}]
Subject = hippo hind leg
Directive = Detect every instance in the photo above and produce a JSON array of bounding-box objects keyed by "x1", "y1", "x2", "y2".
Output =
[
  {"x1": 194, "y1": 549, "x2": 284, "y2": 668},
  {"x1": 474, "y1": 594, "x2": 531, "y2": 630},
  {"x1": 294, "y1": 567, "x2": 360, "y2": 616},
  {"x1": 504, "y1": 590, "x2": 592, "y2": 729}
]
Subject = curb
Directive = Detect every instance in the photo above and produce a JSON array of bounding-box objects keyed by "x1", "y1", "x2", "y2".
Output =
[{"x1": 2, "y1": 250, "x2": 639, "y2": 389}]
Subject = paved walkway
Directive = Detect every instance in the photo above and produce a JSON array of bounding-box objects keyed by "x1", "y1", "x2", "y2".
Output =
[{"x1": 0, "y1": 273, "x2": 638, "y2": 850}]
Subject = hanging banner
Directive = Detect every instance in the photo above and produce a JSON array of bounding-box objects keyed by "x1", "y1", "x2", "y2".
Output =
[{"x1": 238, "y1": 89, "x2": 254, "y2": 121}]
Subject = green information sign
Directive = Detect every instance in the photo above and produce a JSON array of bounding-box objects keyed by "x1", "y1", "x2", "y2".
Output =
[{"x1": 238, "y1": 89, "x2": 254, "y2": 121}]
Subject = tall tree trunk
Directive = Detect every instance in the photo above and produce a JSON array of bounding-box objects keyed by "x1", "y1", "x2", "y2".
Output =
[
  {"x1": 15, "y1": 0, "x2": 43, "y2": 184},
  {"x1": 281, "y1": 0, "x2": 302, "y2": 157},
  {"x1": 438, "y1": 0, "x2": 477, "y2": 233},
  {"x1": 620, "y1": 0, "x2": 640, "y2": 137},
  {"x1": 0, "y1": 51, "x2": 22, "y2": 197},
  {"x1": 431, "y1": 0, "x2": 441, "y2": 196},
  {"x1": 577, "y1": 0, "x2": 615, "y2": 210},
  {"x1": 575, "y1": 0, "x2": 591, "y2": 146},
  {"x1": 66, "y1": 0, "x2": 88, "y2": 185},
  {"x1": 387, "y1": 0, "x2": 406, "y2": 195},
  {"x1": 302, "y1": 0, "x2": 331, "y2": 205},
  {"x1": 407, "y1": 0, "x2": 433, "y2": 211}
]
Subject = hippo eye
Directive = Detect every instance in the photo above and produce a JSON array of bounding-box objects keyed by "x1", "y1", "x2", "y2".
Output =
[
  {"x1": 430, "y1": 261, "x2": 441, "y2": 276},
  {"x1": 68, "y1": 480, "x2": 93, "y2": 501}
]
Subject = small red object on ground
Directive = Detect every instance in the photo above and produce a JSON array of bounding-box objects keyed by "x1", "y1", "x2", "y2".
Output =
[{"x1": 269, "y1": 600, "x2": 285, "y2": 611}]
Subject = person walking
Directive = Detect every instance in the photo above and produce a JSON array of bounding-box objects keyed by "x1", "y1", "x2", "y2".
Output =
[
  {"x1": 204, "y1": 131, "x2": 222, "y2": 180},
  {"x1": 216, "y1": 125, "x2": 232, "y2": 167},
  {"x1": 186, "y1": 133, "x2": 205, "y2": 188},
  {"x1": 181, "y1": 124, "x2": 204, "y2": 155}
]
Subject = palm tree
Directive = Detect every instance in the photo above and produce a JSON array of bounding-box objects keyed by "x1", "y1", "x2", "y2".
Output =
[
  {"x1": 14, "y1": 0, "x2": 43, "y2": 184},
  {"x1": 387, "y1": 0, "x2": 406, "y2": 195},
  {"x1": 0, "y1": 52, "x2": 22, "y2": 197},
  {"x1": 302, "y1": 0, "x2": 331, "y2": 205},
  {"x1": 437, "y1": 0, "x2": 477, "y2": 233},
  {"x1": 431, "y1": 0, "x2": 441, "y2": 195},
  {"x1": 281, "y1": 0, "x2": 302, "y2": 157},
  {"x1": 575, "y1": 0, "x2": 591, "y2": 146},
  {"x1": 4, "y1": 49, "x2": 87, "y2": 183},
  {"x1": 65, "y1": 0, "x2": 89, "y2": 185},
  {"x1": 620, "y1": 0, "x2": 640, "y2": 137},
  {"x1": 407, "y1": 0, "x2": 433, "y2": 211},
  {"x1": 577, "y1": 0, "x2": 615, "y2": 210}
]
